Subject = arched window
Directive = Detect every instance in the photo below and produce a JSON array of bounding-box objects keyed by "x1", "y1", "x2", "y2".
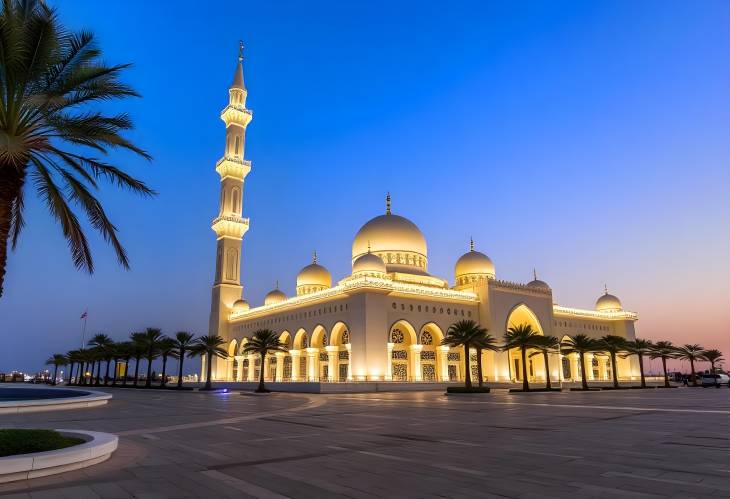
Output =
[
  {"x1": 231, "y1": 188, "x2": 240, "y2": 214},
  {"x1": 234, "y1": 136, "x2": 240, "y2": 156},
  {"x1": 420, "y1": 331, "x2": 433, "y2": 345}
]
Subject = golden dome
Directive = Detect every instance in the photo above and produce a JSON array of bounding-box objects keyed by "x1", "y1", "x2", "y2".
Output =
[
  {"x1": 352, "y1": 195, "x2": 428, "y2": 274},
  {"x1": 596, "y1": 290, "x2": 622, "y2": 312},
  {"x1": 296, "y1": 252, "x2": 332, "y2": 295},
  {"x1": 454, "y1": 240, "x2": 494, "y2": 284},
  {"x1": 264, "y1": 288, "x2": 286, "y2": 306},
  {"x1": 232, "y1": 299, "x2": 250, "y2": 312},
  {"x1": 352, "y1": 251, "x2": 386, "y2": 275}
]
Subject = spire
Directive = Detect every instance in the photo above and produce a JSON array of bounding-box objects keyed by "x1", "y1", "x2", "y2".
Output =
[
  {"x1": 313, "y1": 251, "x2": 318, "y2": 264},
  {"x1": 470, "y1": 237, "x2": 474, "y2": 252},
  {"x1": 604, "y1": 283, "x2": 608, "y2": 295},
  {"x1": 275, "y1": 279, "x2": 280, "y2": 290},
  {"x1": 231, "y1": 41, "x2": 245, "y2": 90},
  {"x1": 533, "y1": 268, "x2": 538, "y2": 280},
  {"x1": 386, "y1": 192, "x2": 391, "y2": 215}
]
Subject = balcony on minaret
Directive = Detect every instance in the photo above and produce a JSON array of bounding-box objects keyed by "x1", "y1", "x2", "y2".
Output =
[
  {"x1": 216, "y1": 157, "x2": 251, "y2": 181},
  {"x1": 221, "y1": 105, "x2": 252, "y2": 128},
  {"x1": 211, "y1": 214, "x2": 249, "y2": 239}
]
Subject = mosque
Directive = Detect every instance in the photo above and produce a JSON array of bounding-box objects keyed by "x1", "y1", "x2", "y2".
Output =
[{"x1": 205, "y1": 48, "x2": 640, "y2": 387}]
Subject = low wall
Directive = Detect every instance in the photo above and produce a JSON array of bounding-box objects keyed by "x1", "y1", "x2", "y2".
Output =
[
  {"x1": 0, "y1": 389, "x2": 111, "y2": 415},
  {"x1": 0, "y1": 430, "x2": 118, "y2": 483}
]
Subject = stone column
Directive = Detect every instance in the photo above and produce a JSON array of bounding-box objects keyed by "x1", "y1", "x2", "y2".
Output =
[
  {"x1": 586, "y1": 354, "x2": 595, "y2": 381},
  {"x1": 290, "y1": 349, "x2": 301, "y2": 381},
  {"x1": 236, "y1": 356, "x2": 244, "y2": 381},
  {"x1": 325, "y1": 346, "x2": 338, "y2": 382},
  {"x1": 306, "y1": 347, "x2": 318, "y2": 381},
  {"x1": 438, "y1": 345, "x2": 450, "y2": 381},
  {"x1": 410, "y1": 345, "x2": 423, "y2": 381},
  {"x1": 247, "y1": 354, "x2": 256, "y2": 381},
  {"x1": 275, "y1": 352, "x2": 285, "y2": 382},
  {"x1": 385, "y1": 342, "x2": 394, "y2": 381},
  {"x1": 263, "y1": 355, "x2": 271, "y2": 381},
  {"x1": 345, "y1": 344, "x2": 353, "y2": 381},
  {"x1": 226, "y1": 358, "x2": 234, "y2": 381}
]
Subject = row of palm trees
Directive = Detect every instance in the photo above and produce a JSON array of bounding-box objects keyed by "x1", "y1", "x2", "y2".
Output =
[
  {"x1": 441, "y1": 320, "x2": 725, "y2": 391},
  {"x1": 45, "y1": 329, "x2": 234, "y2": 390}
]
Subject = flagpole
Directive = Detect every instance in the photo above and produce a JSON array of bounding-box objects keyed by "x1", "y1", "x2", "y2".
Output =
[{"x1": 80, "y1": 310, "x2": 88, "y2": 349}]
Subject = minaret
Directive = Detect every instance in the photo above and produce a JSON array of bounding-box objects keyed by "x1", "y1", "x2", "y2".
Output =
[{"x1": 209, "y1": 42, "x2": 252, "y2": 339}]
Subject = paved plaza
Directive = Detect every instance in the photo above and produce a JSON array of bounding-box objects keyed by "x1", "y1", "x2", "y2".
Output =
[{"x1": 1, "y1": 387, "x2": 729, "y2": 498}]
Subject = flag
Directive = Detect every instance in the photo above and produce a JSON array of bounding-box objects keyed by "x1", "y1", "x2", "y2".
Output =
[{"x1": 80, "y1": 311, "x2": 87, "y2": 319}]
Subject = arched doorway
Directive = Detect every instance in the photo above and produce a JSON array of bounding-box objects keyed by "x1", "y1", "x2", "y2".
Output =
[
  {"x1": 505, "y1": 304, "x2": 545, "y2": 383},
  {"x1": 311, "y1": 325, "x2": 328, "y2": 381},
  {"x1": 279, "y1": 331, "x2": 292, "y2": 381},
  {"x1": 293, "y1": 328, "x2": 309, "y2": 381},
  {"x1": 419, "y1": 323, "x2": 445, "y2": 382},
  {"x1": 388, "y1": 320, "x2": 417, "y2": 381},
  {"x1": 227, "y1": 339, "x2": 238, "y2": 381},
  {"x1": 330, "y1": 322, "x2": 351, "y2": 382}
]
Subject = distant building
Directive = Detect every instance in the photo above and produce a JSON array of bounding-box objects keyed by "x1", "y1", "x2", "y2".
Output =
[{"x1": 205, "y1": 48, "x2": 639, "y2": 385}]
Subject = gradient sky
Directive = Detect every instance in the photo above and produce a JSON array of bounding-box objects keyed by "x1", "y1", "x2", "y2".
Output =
[{"x1": 1, "y1": 1, "x2": 729, "y2": 375}]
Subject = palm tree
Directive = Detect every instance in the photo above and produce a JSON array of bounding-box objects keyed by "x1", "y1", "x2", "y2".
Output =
[
  {"x1": 702, "y1": 349, "x2": 724, "y2": 375},
  {"x1": 530, "y1": 335, "x2": 560, "y2": 390},
  {"x1": 116, "y1": 341, "x2": 134, "y2": 386},
  {"x1": 649, "y1": 341, "x2": 677, "y2": 388},
  {"x1": 76, "y1": 348, "x2": 92, "y2": 385},
  {"x1": 676, "y1": 344, "x2": 705, "y2": 386},
  {"x1": 472, "y1": 329, "x2": 499, "y2": 388},
  {"x1": 65, "y1": 349, "x2": 80, "y2": 385},
  {"x1": 599, "y1": 335, "x2": 629, "y2": 388},
  {"x1": 157, "y1": 337, "x2": 178, "y2": 388},
  {"x1": 442, "y1": 320, "x2": 486, "y2": 389},
  {"x1": 624, "y1": 338, "x2": 653, "y2": 388},
  {"x1": 45, "y1": 354, "x2": 67, "y2": 385},
  {"x1": 141, "y1": 328, "x2": 163, "y2": 387},
  {"x1": 503, "y1": 323, "x2": 541, "y2": 391},
  {"x1": 241, "y1": 330, "x2": 288, "y2": 393},
  {"x1": 87, "y1": 334, "x2": 113, "y2": 386},
  {"x1": 129, "y1": 332, "x2": 147, "y2": 386},
  {"x1": 0, "y1": 0, "x2": 154, "y2": 298},
  {"x1": 560, "y1": 334, "x2": 600, "y2": 390},
  {"x1": 172, "y1": 331, "x2": 195, "y2": 388},
  {"x1": 191, "y1": 335, "x2": 228, "y2": 390}
]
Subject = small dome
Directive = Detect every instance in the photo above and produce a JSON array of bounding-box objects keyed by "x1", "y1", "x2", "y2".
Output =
[
  {"x1": 527, "y1": 270, "x2": 550, "y2": 290},
  {"x1": 264, "y1": 288, "x2": 287, "y2": 306},
  {"x1": 596, "y1": 291, "x2": 622, "y2": 312},
  {"x1": 455, "y1": 240, "x2": 494, "y2": 283},
  {"x1": 232, "y1": 299, "x2": 250, "y2": 312},
  {"x1": 352, "y1": 251, "x2": 386, "y2": 275},
  {"x1": 296, "y1": 253, "x2": 332, "y2": 295}
]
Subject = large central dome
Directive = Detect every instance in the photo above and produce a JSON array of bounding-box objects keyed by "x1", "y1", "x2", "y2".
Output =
[{"x1": 352, "y1": 197, "x2": 428, "y2": 274}]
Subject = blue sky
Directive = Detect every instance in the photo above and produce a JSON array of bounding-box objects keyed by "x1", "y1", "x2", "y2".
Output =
[{"x1": 1, "y1": 1, "x2": 729, "y2": 374}]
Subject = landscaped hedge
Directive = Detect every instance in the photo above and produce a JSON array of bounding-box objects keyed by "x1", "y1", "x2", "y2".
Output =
[{"x1": 0, "y1": 429, "x2": 84, "y2": 457}]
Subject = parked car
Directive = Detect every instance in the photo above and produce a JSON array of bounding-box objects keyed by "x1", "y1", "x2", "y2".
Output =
[{"x1": 700, "y1": 373, "x2": 730, "y2": 387}]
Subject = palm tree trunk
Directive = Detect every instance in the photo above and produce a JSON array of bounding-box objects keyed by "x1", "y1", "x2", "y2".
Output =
[
  {"x1": 52, "y1": 365, "x2": 59, "y2": 385},
  {"x1": 0, "y1": 168, "x2": 24, "y2": 298},
  {"x1": 122, "y1": 358, "x2": 129, "y2": 386},
  {"x1": 638, "y1": 353, "x2": 646, "y2": 388},
  {"x1": 95, "y1": 360, "x2": 101, "y2": 385},
  {"x1": 521, "y1": 346, "x2": 529, "y2": 391},
  {"x1": 662, "y1": 357, "x2": 670, "y2": 387},
  {"x1": 104, "y1": 360, "x2": 111, "y2": 386},
  {"x1": 145, "y1": 352, "x2": 153, "y2": 387},
  {"x1": 463, "y1": 342, "x2": 472, "y2": 389},
  {"x1": 476, "y1": 346, "x2": 483, "y2": 388},
  {"x1": 580, "y1": 352, "x2": 589, "y2": 390},
  {"x1": 543, "y1": 350, "x2": 552, "y2": 390},
  {"x1": 161, "y1": 355, "x2": 168, "y2": 387},
  {"x1": 204, "y1": 351, "x2": 213, "y2": 390},
  {"x1": 111, "y1": 359, "x2": 118, "y2": 385},
  {"x1": 177, "y1": 348, "x2": 185, "y2": 388},
  {"x1": 690, "y1": 358, "x2": 697, "y2": 386},
  {"x1": 611, "y1": 352, "x2": 619, "y2": 388},
  {"x1": 133, "y1": 356, "x2": 141, "y2": 386},
  {"x1": 257, "y1": 352, "x2": 267, "y2": 392},
  {"x1": 67, "y1": 362, "x2": 74, "y2": 385},
  {"x1": 76, "y1": 362, "x2": 83, "y2": 385}
]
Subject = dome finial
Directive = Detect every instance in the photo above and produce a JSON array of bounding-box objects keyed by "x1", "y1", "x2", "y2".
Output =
[
  {"x1": 312, "y1": 250, "x2": 317, "y2": 264},
  {"x1": 386, "y1": 192, "x2": 391, "y2": 215},
  {"x1": 275, "y1": 279, "x2": 279, "y2": 290},
  {"x1": 367, "y1": 240, "x2": 372, "y2": 253},
  {"x1": 533, "y1": 268, "x2": 538, "y2": 280},
  {"x1": 238, "y1": 40, "x2": 244, "y2": 62},
  {"x1": 470, "y1": 237, "x2": 474, "y2": 252},
  {"x1": 604, "y1": 283, "x2": 608, "y2": 295}
]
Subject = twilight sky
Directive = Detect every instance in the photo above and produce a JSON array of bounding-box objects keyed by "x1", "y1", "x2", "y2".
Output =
[{"x1": 1, "y1": 1, "x2": 729, "y2": 374}]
